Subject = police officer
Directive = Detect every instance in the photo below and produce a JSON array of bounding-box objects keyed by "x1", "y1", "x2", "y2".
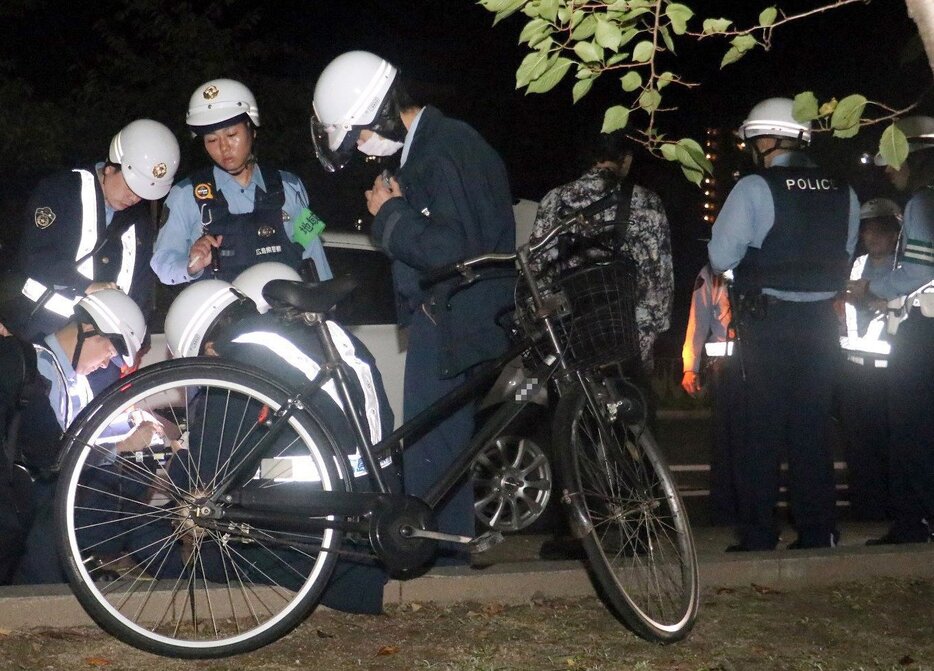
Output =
[
  {"x1": 162, "y1": 269, "x2": 397, "y2": 612},
  {"x1": 12, "y1": 119, "x2": 179, "y2": 342},
  {"x1": 838, "y1": 198, "x2": 901, "y2": 521},
  {"x1": 709, "y1": 97, "x2": 860, "y2": 551},
  {"x1": 151, "y1": 79, "x2": 331, "y2": 286},
  {"x1": 681, "y1": 263, "x2": 738, "y2": 525},
  {"x1": 13, "y1": 289, "x2": 150, "y2": 583},
  {"x1": 849, "y1": 116, "x2": 934, "y2": 544},
  {"x1": 312, "y1": 51, "x2": 515, "y2": 558}
]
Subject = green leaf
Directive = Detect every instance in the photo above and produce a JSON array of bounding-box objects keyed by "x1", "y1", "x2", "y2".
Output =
[
  {"x1": 830, "y1": 94, "x2": 867, "y2": 133},
  {"x1": 879, "y1": 123, "x2": 909, "y2": 169},
  {"x1": 639, "y1": 88, "x2": 662, "y2": 113},
  {"x1": 759, "y1": 7, "x2": 778, "y2": 27},
  {"x1": 557, "y1": 5, "x2": 572, "y2": 24},
  {"x1": 527, "y1": 56, "x2": 574, "y2": 93},
  {"x1": 621, "y1": 71, "x2": 642, "y2": 92},
  {"x1": 659, "y1": 25, "x2": 676, "y2": 53},
  {"x1": 571, "y1": 9, "x2": 585, "y2": 28},
  {"x1": 681, "y1": 164, "x2": 704, "y2": 186},
  {"x1": 607, "y1": 52, "x2": 630, "y2": 66},
  {"x1": 573, "y1": 40, "x2": 604, "y2": 63},
  {"x1": 575, "y1": 63, "x2": 597, "y2": 79},
  {"x1": 619, "y1": 27, "x2": 640, "y2": 47},
  {"x1": 660, "y1": 143, "x2": 679, "y2": 161},
  {"x1": 595, "y1": 16, "x2": 623, "y2": 51},
  {"x1": 633, "y1": 40, "x2": 654, "y2": 62},
  {"x1": 571, "y1": 14, "x2": 597, "y2": 40},
  {"x1": 657, "y1": 71, "x2": 674, "y2": 89},
  {"x1": 731, "y1": 34, "x2": 757, "y2": 52},
  {"x1": 516, "y1": 50, "x2": 552, "y2": 88},
  {"x1": 519, "y1": 18, "x2": 549, "y2": 44},
  {"x1": 602, "y1": 105, "x2": 631, "y2": 133},
  {"x1": 792, "y1": 92, "x2": 820, "y2": 122},
  {"x1": 572, "y1": 78, "x2": 594, "y2": 103},
  {"x1": 538, "y1": 0, "x2": 559, "y2": 22},
  {"x1": 720, "y1": 46, "x2": 744, "y2": 68},
  {"x1": 522, "y1": 1, "x2": 541, "y2": 18},
  {"x1": 677, "y1": 137, "x2": 713, "y2": 174},
  {"x1": 665, "y1": 3, "x2": 693, "y2": 35},
  {"x1": 478, "y1": 0, "x2": 521, "y2": 12},
  {"x1": 492, "y1": 0, "x2": 528, "y2": 25},
  {"x1": 702, "y1": 18, "x2": 732, "y2": 34}
]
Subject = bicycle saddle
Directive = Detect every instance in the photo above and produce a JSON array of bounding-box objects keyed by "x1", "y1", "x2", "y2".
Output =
[{"x1": 263, "y1": 276, "x2": 359, "y2": 314}]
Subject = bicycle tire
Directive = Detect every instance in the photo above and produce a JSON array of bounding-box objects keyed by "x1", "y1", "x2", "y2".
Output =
[
  {"x1": 554, "y1": 377, "x2": 699, "y2": 642},
  {"x1": 56, "y1": 358, "x2": 346, "y2": 658}
]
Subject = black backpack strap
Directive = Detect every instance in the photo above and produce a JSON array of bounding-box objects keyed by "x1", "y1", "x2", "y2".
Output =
[{"x1": 614, "y1": 180, "x2": 635, "y2": 252}]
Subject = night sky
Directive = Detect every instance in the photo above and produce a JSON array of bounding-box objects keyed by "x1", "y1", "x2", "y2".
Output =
[{"x1": 0, "y1": 0, "x2": 926, "y2": 352}]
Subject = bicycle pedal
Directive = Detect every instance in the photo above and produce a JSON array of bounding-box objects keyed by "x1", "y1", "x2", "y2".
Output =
[{"x1": 468, "y1": 531, "x2": 505, "y2": 554}]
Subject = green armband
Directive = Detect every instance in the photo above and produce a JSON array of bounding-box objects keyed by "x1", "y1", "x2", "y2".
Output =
[{"x1": 292, "y1": 208, "x2": 326, "y2": 249}]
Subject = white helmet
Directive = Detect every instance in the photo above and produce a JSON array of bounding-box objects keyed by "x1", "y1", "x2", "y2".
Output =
[
  {"x1": 164, "y1": 280, "x2": 253, "y2": 358},
  {"x1": 232, "y1": 262, "x2": 302, "y2": 314},
  {"x1": 75, "y1": 289, "x2": 146, "y2": 367},
  {"x1": 874, "y1": 115, "x2": 934, "y2": 166},
  {"x1": 187, "y1": 78, "x2": 261, "y2": 134},
  {"x1": 738, "y1": 97, "x2": 812, "y2": 144},
  {"x1": 311, "y1": 51, "x2": 399, "y2": 171},
  {"x1": 108, "y1": 119, "x2": 180, "y2": 200},
  {"x1": 859, "y1": 197, "x2": 902, "y2": 221}
]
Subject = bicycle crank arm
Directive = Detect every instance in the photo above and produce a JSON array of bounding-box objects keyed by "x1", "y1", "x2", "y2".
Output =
[{"x1": 399, "y1": 526, "x2": 505, "y2": 553}]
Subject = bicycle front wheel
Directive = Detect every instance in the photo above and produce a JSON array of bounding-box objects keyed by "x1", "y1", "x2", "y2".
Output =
[
  {"x1": 554, "y1": 379, "x2": 699, "y2": 642},
  {"x1": 56, "y1": 358, "x2": 345, "y2": 658}
]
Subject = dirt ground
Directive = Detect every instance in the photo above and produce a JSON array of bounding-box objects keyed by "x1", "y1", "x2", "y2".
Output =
[{"x1": 0, "y1": 577, "x2": 930, "y2": 671}]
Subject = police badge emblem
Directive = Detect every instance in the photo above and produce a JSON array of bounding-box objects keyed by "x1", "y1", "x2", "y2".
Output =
[
  {"x1": 203, "y1": 85, "x2": 219, "y2": 100},
  {"x1": 257, "y1": 225, "x2": 276, "y2": 238},
  {"x1": 34, "y1": 206, "x2": 56, "y2": 229},
  {"x1": 194, "y1": 183, "x2": 214, "y2": 200},
  {"x1": 152, "y1": 162, "x2": 167, "y2": 179}
]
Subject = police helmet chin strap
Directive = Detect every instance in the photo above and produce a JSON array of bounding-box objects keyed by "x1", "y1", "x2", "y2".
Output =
[
  {"x1": 750, "y1": 134, "x2": 805, "y2": 166},
  {"x1": 367, "y1": 88, "x2": 408, "y2": 143},
  {"x1": 71, "y1": 322, "x2": 90, "y2": 371}
]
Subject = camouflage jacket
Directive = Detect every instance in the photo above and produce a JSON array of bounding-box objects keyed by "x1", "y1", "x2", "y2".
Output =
[{"x1": 530, "y1": 167, "x2": 674, "y2": 362}]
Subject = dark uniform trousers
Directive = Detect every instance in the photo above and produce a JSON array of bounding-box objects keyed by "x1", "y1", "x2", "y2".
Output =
[
  {"x1": 733, "y1": 298, "x2": 840, "y2": 549},
  {"x1": 707, "y1": 356, "x2": 742, "y2": 525},
  {"x1": 838, "y1": 360, "x2": 891, "y2": 521},
  {"x1": 885, "y1": 313, "x2": 934, "y2": 540},
  {"x1": 402, "y1": 309, "x2": 475, "y2": 564}
]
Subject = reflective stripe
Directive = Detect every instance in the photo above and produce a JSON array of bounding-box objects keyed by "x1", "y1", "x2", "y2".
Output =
[
  {"x1": 704, "y1": 341, "x2": 734, "y2": 357},
  {"x1": 230, "y1": 330, "x2": 392, "y2": 478},
  {"x1": 116, "y1": 225, "x2": 136, "y2": 294},
  {"x1": 843, "y1": 254, "x2": 891, "y2": 357},
  {"x1": 326, "y1": 321, "x2": 383, "y2": 444},
  {"x1": 73, "y1": 169, "x2": 99, "y2": 280},
  {"x1": 21, "y1": 277, "x2": 80, "y2": 318},
  {"x1": 846, "y1": 353, "x2": 888, "y2": 368}
]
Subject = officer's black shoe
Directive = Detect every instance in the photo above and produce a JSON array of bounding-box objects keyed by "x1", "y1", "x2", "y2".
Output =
[{"x1": 788, "y1": 529, "x2": 840, "y2": 550}]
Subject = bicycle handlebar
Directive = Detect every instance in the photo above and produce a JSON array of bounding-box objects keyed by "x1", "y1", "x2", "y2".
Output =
[{"x1": 419, "y1": 190, "x2": 620, "y2": 290}]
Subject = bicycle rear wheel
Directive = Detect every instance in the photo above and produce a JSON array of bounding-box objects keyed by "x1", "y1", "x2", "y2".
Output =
[
  {"x1": 554, "y1": 378, "x2": 699, "y2": 642},
  {"x1": 56, "y1": 358, "x2": 345, "y2": 658}
]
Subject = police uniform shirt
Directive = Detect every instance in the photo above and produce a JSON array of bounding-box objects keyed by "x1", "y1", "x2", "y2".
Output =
[
  {"x1": 34, "y1": 334, "x2": 92, "y2": 430},
  {"x1": 682, "y1": 264, "x2": 731, "y2": 374},
  {"x1": 708, "y1": 152, "x2": 860, "y2": 301},
  {"x1": 151, "y1": 165, "x2": 332, "y2": 285},
  {"x1": 868, "y1": 188, "x2": 934, "y2": 300},
  {"x1": 854, "y1": 253, "x2": 896, "y2": 334}
]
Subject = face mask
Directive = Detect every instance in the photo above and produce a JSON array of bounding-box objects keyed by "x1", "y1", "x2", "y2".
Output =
[{"x1": 357, "y1": 133, "x2": 403, "y2": 157}]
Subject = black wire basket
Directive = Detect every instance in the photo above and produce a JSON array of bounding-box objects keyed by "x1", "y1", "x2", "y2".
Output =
[{"x1": 517, "y1": 259, "x2": 641, "y2": 371}]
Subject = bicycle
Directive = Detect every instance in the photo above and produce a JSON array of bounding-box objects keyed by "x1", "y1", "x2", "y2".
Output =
[{"x1": 53, "y1": 192, "x2": 699, "y2": 658}]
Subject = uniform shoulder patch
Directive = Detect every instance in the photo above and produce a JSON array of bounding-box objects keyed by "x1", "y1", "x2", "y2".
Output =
[
  {"x1": 34, "y1": 206, "x2": 56, "y2": 229},
  {"x1": 194, "y1": 183, "x2": 214, "y2": 200}
]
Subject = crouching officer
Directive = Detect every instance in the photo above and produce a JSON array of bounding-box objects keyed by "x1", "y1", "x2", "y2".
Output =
[
  {"x1": 151, "y1": 79, "x2": 331, "y2": 286},
  {"x1": 849, "y1": 116, "x2": 934, "y2": 544},
  {"x1": 13, "y1": 290, "x2": 148, "y2": 584},
  {"x1": 10, "y1": 120, "x2": 179, "y2": 343},
  {"x1": 709, "y1": 98, "x2": 860, "y2": 551},
  {"x1": 161, "y1": 264, "x2": 398, "y2": 613}
]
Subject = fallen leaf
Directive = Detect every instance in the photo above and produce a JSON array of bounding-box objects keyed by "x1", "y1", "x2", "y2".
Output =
[
  {"x1": 409, "y1": 602, "x2": 423, "y2": 612},
  {"x1": 316, "y1": 629, "x2": 334, "y2": 639},
  {"x1": 899, "y1": 655, "x2": 915, "y2": 666},
  {"x1": 85, "y1": 657, "x2": 112, "y2": 667},
  {"x1": 482, "y1": 602, "x2": 506, "y2": 615},
  {"x1": 716, "y1": 587, "x2": 735, "y2": 595},
  {"x1": 751, "y1": 583, "x2": 782, "y2": 595},
  {"x1": 377, "y1": 645, "x2": 400, "y2": 656}
]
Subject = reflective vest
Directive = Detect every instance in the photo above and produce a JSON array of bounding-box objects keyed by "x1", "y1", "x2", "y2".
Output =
[{"x1": 841, "y1": 255, "x2": 891, "y2": 367}]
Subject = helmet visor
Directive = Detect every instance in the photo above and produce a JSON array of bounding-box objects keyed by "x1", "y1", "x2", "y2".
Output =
[{"x1": 310, "y1": 113, "x2": 359, "y2": 173}]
